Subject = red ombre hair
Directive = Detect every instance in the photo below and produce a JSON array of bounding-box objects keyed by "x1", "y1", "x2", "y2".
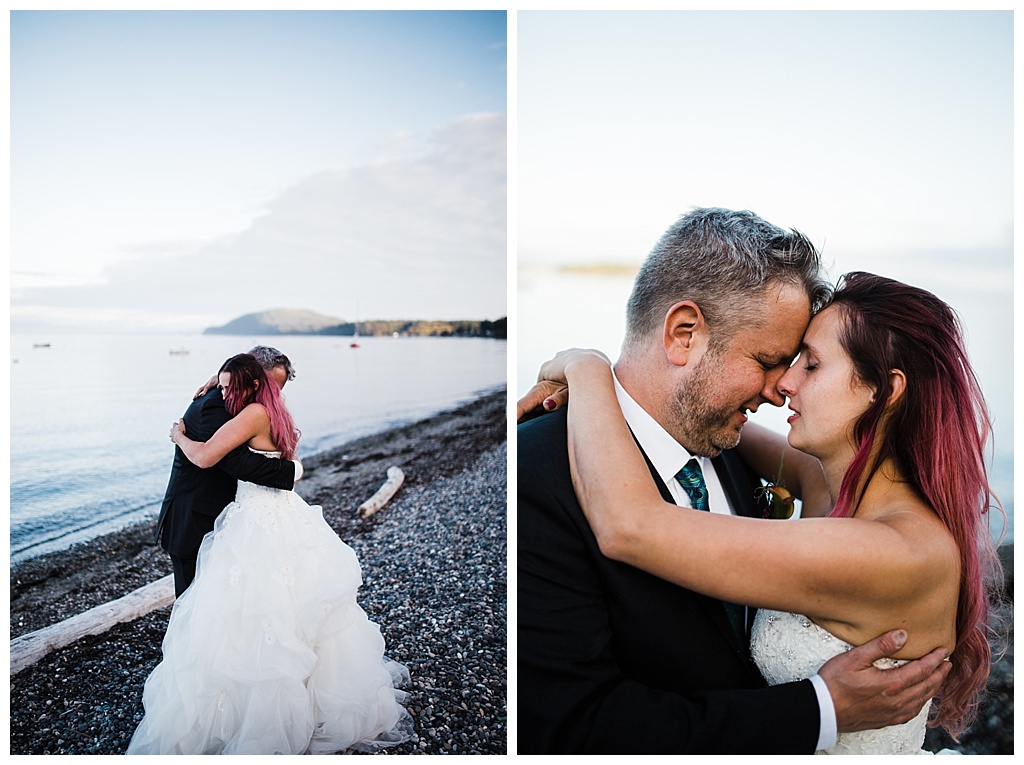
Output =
[
  {"x1": 219, "y1": 353, "x2": 300, "y2": 461},
  {"x1": 827, "y1": 272, "x2": 1003, "y2": 739}
]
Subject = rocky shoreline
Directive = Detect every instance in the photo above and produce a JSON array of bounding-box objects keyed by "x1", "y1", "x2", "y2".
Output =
[{"x1": 10, "y1": 388, "x2": 507, "y2": 755}]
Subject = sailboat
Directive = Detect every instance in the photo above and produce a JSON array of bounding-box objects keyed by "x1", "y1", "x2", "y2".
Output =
[{"x1": 350, "y1": 304, "x2": 361, "y2": 347}]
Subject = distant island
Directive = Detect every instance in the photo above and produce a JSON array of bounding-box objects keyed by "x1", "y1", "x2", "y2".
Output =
[
  {"x1": 204, "y1": 308, "x2": 507, "y2": 339},
  {"x1": 558, "y1": 262, "x2": 639, "y2": 277}
]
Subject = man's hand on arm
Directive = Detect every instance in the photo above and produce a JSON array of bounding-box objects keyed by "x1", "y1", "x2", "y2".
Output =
[{"x1": 818, "y1": 629, "x2": 951, "y2": 734}]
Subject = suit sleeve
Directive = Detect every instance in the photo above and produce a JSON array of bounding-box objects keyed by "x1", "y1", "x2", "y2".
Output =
[
  {"x1": 216, "y1": 444, "x2": 296, "y2": 489},
  {"x1": 193, "y1": 392, "x2": 296, "y2": 490},
  {"x1": 517, "y1": 419, "x2": 820, "y2": 754}
]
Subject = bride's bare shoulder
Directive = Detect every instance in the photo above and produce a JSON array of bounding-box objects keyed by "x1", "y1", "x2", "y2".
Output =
[
  {"x1": 878, "y1": 495, "x2": 959, "y2": 558},
  {"x1": 236, "y1": 402, "x2": 270, "y2": 420}
]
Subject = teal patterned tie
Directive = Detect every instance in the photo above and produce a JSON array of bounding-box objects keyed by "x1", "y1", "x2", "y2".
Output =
[
  {"x1": 675, "y1": 458, "x2": 747, "y2": 643},
  {"x1": 675, "y1": 458, "x2": 709, "y2": 512}
]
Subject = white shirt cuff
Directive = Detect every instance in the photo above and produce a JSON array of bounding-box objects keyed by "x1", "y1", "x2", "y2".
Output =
[
  {"x1": 292, "y1": 459, "x2": 303, "y2": 482},
  {"x1": 809, "y1": 673, "x2": 838, "y2": 752}
]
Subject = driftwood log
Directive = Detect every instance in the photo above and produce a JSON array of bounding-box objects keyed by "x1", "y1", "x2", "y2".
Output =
[
  {"x1": 358, "y1": 466, "x2": 405, "y2": 518},
  {"x1": 10, "y1": 574, "x2": 175, "y2": 676}
]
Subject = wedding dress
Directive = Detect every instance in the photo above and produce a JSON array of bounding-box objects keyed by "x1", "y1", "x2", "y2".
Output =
[
  {"x1": 127, "y1": 451, "x2": 413, "y2": 755},
  {"x1": 750, "y1": 609, "x2": 933, "y2": 755}
]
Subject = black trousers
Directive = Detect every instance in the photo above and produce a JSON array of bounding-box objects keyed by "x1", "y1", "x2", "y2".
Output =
[{"x1": 170, "y1": 554, "x2": 197, "y2": 598}]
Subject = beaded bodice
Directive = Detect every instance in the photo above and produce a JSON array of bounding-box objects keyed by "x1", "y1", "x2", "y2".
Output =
[{"x1": 750, "y1": 609, "x2": 930, "y2": 755}]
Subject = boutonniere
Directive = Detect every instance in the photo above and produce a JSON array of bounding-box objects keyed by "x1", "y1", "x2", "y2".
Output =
[{"x1": 754, "y1": 453, "x2": 795, "y2": 520}]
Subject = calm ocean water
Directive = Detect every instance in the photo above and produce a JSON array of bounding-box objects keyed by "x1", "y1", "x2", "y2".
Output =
[
  {"x1": 10, "y1": 332, "x2": 506, "y2": 563},
  {"x1": 518, "y1": 266, "x2": 1014, "y2": 544}
]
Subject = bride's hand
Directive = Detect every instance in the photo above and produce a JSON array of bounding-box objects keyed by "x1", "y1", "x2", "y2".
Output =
[
  {"x1": 193, "y1": 375, "x2": 218, "y2": 400},
  {"x1": 516, "y1": 380, "x2": 567, "y2": 422},
  {"x1": 516, "y1": 348, "x2": 612, "y2": 423}
]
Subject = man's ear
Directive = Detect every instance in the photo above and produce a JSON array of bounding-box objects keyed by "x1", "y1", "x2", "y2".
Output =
[{"x1": 663, "y1": 301, "x2": 706, "y2": 367}]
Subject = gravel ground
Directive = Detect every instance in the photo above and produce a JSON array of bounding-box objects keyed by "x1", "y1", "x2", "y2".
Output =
[{"x1": 10, "y1": 388, "x2": 507, "y2": 755}]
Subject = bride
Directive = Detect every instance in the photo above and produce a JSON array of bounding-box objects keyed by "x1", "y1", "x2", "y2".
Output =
[
  {"x1": 128, "y1": 353, "x2": 412, "y2": 754},
  {"x1": 519, "y1": 272, "x2": 1002, "y2": 754}
]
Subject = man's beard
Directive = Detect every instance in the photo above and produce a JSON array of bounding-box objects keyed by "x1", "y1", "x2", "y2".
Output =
[{"x1": 671, "y1": 350, "x2": 744, "y2": 457}]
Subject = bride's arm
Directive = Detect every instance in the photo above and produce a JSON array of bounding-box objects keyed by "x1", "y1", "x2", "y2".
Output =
[
  {"x1": 171, "y1": 404, "x2": 269, "y2": 469},
  {"x1": 563, "y1": 354, "x2": 932, "y2": 627}
]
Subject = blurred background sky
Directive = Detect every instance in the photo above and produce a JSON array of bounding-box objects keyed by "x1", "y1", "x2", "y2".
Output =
[
  {"x1": 519, "y1": 10, "x2": 1010, "y2": 268},
  {"x1": 517, "y1": 10, "x2": 1013, "y2": 473},
  {"x1": 11, "y1": 10, "x2": 507, "y2": 333}
]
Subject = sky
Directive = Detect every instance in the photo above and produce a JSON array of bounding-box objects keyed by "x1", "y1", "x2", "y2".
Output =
[
  {"x1": 10, "y1": 10, "x2": 507, "y2": 333},
  {"x1": 518, "y1": 10, "x2": 1011, "y2": 274},
  {"x1": 517, "y1": 10, "x2": 1013, "y2": 464}
]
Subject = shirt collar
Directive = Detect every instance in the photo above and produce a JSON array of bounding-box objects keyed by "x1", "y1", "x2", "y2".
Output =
[{"x1": 612, "y1": 371, "x2": 698, "y2": 487}]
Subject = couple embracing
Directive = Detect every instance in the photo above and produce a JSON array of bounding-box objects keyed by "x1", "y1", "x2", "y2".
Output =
[
  {"x1": 128, "y1": 348, "x2": 412, "y2": 754},
  {"x1": 517, "y1": 208, "x2": 1002, "y2": 754}
]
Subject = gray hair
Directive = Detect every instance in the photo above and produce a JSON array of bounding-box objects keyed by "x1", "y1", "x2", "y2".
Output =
[
  {"x1": 624, "y1": 207, "x2": 832, "y2": 351},
  {"x1": 248, "y1": 345, "x2": 296, "y2": 381}
]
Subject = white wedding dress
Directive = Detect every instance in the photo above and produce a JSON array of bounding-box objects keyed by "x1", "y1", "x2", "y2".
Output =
[
  {"x1": 127, "y1": 452, "x2": 413, "y2": 755},
  {"x1": 750, "y1": 609, "x2": 933, "y2": 755}
]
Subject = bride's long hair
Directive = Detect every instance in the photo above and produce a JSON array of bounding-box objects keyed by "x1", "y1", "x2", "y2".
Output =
[
  {"x1": 826, "y1": 272, "x2": 1004, "y2": 740},
  {"x1": 219, "y1": 353, "x2": 300, "y2": 461}
]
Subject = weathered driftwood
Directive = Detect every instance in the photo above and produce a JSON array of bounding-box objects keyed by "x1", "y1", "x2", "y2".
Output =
[
  {"x1": 10, "y1": 574, "x2": 175, "y2": 676},
  {"x1": 358, "y1": 466, "x2": 405, "y2": 518}
]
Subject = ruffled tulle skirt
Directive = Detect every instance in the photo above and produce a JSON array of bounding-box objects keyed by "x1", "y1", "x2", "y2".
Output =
[{"x1": 127, "y1": 482, "x2": 412, "y2": 754}]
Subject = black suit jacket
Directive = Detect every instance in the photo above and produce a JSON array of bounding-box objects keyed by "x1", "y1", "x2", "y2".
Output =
[
  {"x1": 517, "y1": 408, "x2": 820, "y2": 754},
  {"x1": 154, "y1": 388, "x2": 296, "y2": 560}
]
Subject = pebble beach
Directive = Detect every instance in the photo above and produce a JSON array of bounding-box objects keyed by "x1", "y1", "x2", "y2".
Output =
[{"x1": 10, "y1": 388, "x2": 507, "y2": 755}]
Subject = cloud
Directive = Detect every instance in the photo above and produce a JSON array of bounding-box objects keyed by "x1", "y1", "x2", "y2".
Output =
[{"x1": 12, "y1": 112, "x2": 507, "y2": 332}]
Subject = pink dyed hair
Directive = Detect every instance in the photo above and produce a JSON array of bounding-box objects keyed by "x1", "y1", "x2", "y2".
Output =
[
  {"x1": 827, "y1": 272, "x2": 1003, "y2": 739},
  {"x1": 219, "y1": 353, "x2": 300, "y2": 461}
]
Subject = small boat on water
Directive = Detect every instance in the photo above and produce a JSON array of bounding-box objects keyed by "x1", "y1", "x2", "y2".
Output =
[
  {"x1": 169, "y1": 348, "x2": 190, "y2": 356},
  {"x1": 350, "y1": 307, "x2": 362, "y2": 348},
  {"x1": 33, "y1": 343, "x2": 50, "y2": 348}
]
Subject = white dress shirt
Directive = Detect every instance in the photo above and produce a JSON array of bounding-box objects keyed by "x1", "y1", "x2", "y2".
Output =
[{"x1": 612, "y1": 374, "x2": 837, "y2": 751}]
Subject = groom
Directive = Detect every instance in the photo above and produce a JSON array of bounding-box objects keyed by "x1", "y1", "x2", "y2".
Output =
[
  {"x1": 155, "y1": 346, "x2": 300, "y2": 597},
  {"x1": 517, "y1": 208, "x2": 951, "y2": 753}
]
